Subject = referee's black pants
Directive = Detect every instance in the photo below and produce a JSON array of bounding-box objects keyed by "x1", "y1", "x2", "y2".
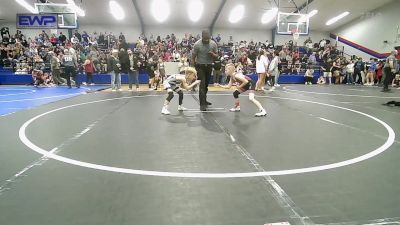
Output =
[
  {"x1": 65, "y1": 66, "x2": 79, "y2": 88},
  {"x1": 196, "y1": 64, "x2": 212, "y2": 107},
  {"x1": 382, "y1": 67, "x2": 394, "y2": 91}
]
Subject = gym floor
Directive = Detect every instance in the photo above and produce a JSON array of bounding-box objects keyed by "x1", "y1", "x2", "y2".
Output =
[{"x1": 0, "y1": 84, "x2": 399, "y2": 225}]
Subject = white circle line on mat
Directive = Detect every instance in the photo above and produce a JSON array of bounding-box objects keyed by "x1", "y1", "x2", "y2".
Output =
[
  {"x1": 19, "y1": 94, "x2": 395, "y2": 178},
  {"x1": 283, "y1": 86, "x2": 400, "y2": 99}
]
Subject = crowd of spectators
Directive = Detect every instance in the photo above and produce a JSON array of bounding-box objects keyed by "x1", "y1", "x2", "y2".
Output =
[{"x1": 1, "y1": 26, "x2": 398, "y2": 88}]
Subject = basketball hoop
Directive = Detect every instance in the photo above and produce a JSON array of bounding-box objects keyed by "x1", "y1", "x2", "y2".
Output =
[{"x1": 291, "y1": 29, "x2": 300, "y2": 41}]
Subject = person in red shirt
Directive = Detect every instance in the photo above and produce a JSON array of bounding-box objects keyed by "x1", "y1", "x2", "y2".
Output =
[
  {"x1": 376, "y1": 60, "x2": 384, "y2": 84},
  {"x1": 50, "y1": 34, "x2": 58, "y2": 46},
  {"x1": 83, "y1": 55, "x2": 95, "y2": 85}
]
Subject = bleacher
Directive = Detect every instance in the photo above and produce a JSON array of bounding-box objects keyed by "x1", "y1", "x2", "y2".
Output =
[
  {"x1": 0, "y1": 45, "x2": 325, "y2": 85},
  {"x1": 0, "y1": 69, "x2": 321, "y2": 85}
]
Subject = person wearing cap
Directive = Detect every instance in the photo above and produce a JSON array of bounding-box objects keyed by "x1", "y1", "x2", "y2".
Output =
[
  {"x1": 108, "y1": 49, "x2": 122, "y2": 91},
  {"x1": 192, "y1": 30, "x2": 218, "y2": 111},
  {"x1": 382, "y1": 50, "x2": 399, "y2": 92},
  {"x1": 62, "y1": 49, "x2": 79, "y2": 88}
]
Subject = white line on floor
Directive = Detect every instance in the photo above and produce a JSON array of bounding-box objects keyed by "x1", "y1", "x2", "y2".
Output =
[
  {"x1": 0, "y1": 122, "x2": 96, "y2": 195},
  {"x1": 318, "y1": 117, "x2": 344, "y2": 126},
  {"x1": 0, "y1": 93, "x2": 82, "y2": 103},
  {"x1": 347, "y1": 89, "x2": 366, "y2": 92},
  {"x1": 184, "y1": 110, "x2": 228, "y2": 113},
  {"x1": 213, "y1": 118, "x2": 313, "y2": 224},
  {"x1": 0, "y1": 112, "x2": 16, "y2": 117},
  {"x1": 229, "y1": 134, "x2": 236, "y2": 142},
  {"x1": 339, "y1": 102, "x2": 375, "y2": 104},
  {"x1": 282, "y1": 87, "x2": 400, "y2": 98},
  {"x1": 0, "y1": 89, "x2": 36, "y2": 97},
  {"x1": 320, "y1": 217, "x2": 400, "y2": 225},
  {"x1": 18, "y1": 94, "x2": 396, "y2": 178}
]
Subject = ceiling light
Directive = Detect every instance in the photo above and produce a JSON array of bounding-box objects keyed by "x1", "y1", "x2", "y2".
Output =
[
  {"x1": 308, "y1": 9, "x2": 318, "y2": 18},
  {"x1": 261, "y1": 7, "x2": 278, "y2": 24},
  {"x1": 109, "y1": 0, "x2": 125, "y2": 20},
  {"x1": 188, "y1": 0, "x2": 203, "y2": 22},
  {"x1": 229, "y1": 5, "x2": 245, "y2": 24},
  {"x1": 66, "y1": 0, "x2": 85, "y2": 17},
  {"x1": 298, "y1": 9, "x2": 318, "y2": 23},
  {"x1": 15, "y1": 0, "x2": 38, "y2": 14},
  {"x1": 326, "y1": 11, "x2": 349, "y2": 26},
  {"x1": 152, "y1": 0, "x2": 170, "y2": 23}
]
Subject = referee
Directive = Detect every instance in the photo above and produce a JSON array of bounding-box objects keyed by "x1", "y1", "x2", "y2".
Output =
[
  {"x1": 382, "y1": 50, "x2": 398, "y2": 92},
  {"x1": 192, "y1": 30, "x2": 218, "y2": 111}
]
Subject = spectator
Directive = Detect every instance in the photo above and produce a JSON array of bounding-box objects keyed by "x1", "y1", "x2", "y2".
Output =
[
  {"x1": 71, "y1": 35, "x2": 79, "y2": 44},
  {"x1": 50, "y1": 34, "x2": 58, "y2": 46},
  {"x1": 50, "y1": 51, "x2": 66, "y2": 85},
  {"x1": 158, "y1": 58, "x2": 166, "y2": 82},
  {"x1": 128, "y1": 48, "x2": 140, "y2": 91},
  {"x1": 308, "y1": 52, "x2": 317, "y2": 65},
  {"x1": 238, "y1": 53, "x2": 253, "y2": 75},
  {"x1": 354, "y1": 58, "x2": 365, "y2": 85},
  {"x1": 366, "y1": 58, "x2": 377, "y2": 86},
  {"x1": 317, "y1": 75, "x2": 326, "y2": 85},
  {"x1": 213, "y1": 55, "x2": 222, "y2": 86},
  {"x1": 82, "y1": 31, "x2": 89, "y2": 43},
  {"x1": 74, "y1": 30, "x2": 82, "y2": 42},
  {"x1": 376, "y1": 60, "x2": 384, "y2": 84},
  {"x1": 382, "y1": 50, "x2": 398, "y2": 92},
  {"x1": 83, "y1": 54, "x2": 95, "y2": 85},
  {"x1": 108, "y1": 49, "x2": 121, "y2": 91},
  {"x1": 147, "y1": 56, "x2": 158, "y2": 90},
  {"x1": 118, "y1": 48, "x2": 129, "y2": 74},
  {"x1": 332, "y1": 58, "x2": 341, "y2": 84},
  {"x1": 62, "y1": 49, "x2": 79, "y2": 88},
  {"x1": 304, "y1": 65, "x2": 314, "y2": 85},
  {"x1": 59, "y1": 32, "x2": 67, "y2": 45},
  {"x1": 269, "y1": 50, "x2": 280, "y2": 88},
  {"x1": 255, "y1": 49, "x2": 269, "y2": 91},
  {"x1": 392, "y1": 74, "x2": 400, "y2": 88},
  {"x1": 346, "y1": 60, "x2": 355, "y2": 84}
]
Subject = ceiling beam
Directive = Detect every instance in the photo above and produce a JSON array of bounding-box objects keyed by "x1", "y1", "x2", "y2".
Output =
[
  {"x1": 294, "y1": 0, "x2": 314, "y2": 13},
  {"x1": 209, "y1": 0, "x2": 227, "y2": 35},
  {"x1": 290, "y1": 0, "x2": 300, "y2": 12},
  {"x1": 131, "y1": 0, "x2": 145, "y2": 35}
]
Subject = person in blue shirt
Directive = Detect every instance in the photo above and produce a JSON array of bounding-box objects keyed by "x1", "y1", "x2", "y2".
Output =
[
  {"x1": 366, "y1": 58, "x2": 377, "y2": 86},
  {"x1": 354, "y1": 58, "x2": 366, "y2": 85}
]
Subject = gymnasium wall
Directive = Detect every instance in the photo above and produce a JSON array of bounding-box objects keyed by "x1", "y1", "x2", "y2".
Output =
[{"x1": 331, "y1": 0, "x2": 400, "y2": 59}]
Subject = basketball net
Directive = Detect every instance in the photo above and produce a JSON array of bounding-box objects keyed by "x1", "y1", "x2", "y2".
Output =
[{"x1": 291, "y1": 29, "x2": 300, "y2": 41}]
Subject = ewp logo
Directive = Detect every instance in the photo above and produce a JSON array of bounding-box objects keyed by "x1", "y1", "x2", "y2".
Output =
[{"x1": 17, "y1": 14, "x2": 58, "y2": 29}]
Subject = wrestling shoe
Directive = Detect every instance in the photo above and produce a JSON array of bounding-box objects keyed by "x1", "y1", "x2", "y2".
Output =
[
  {"x1": 161, "y1": 107, "x2": 170, "y2": 115},
  {"x1": 178, "y1": 105, "x2": 187, "y2": 111},
  {"x1": 229, "y1": 106, "x2": 240, "y2": 112},
  {"x1": 255, "y1": 109, "x2": 267, "y2": 117}
]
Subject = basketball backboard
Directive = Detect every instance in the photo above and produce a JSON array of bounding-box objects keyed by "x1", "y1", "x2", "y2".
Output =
[
  {"x1": 35, "y1": 3, "x2": 78, "y2": 29},
  {"x1": 277, "y1": 12, "x2": 309, "y2": 35}
]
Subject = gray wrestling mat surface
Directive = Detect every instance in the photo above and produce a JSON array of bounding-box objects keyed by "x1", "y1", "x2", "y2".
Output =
[{"x1": 0, "y1": 85, "x2": 399, "y2": 225}]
